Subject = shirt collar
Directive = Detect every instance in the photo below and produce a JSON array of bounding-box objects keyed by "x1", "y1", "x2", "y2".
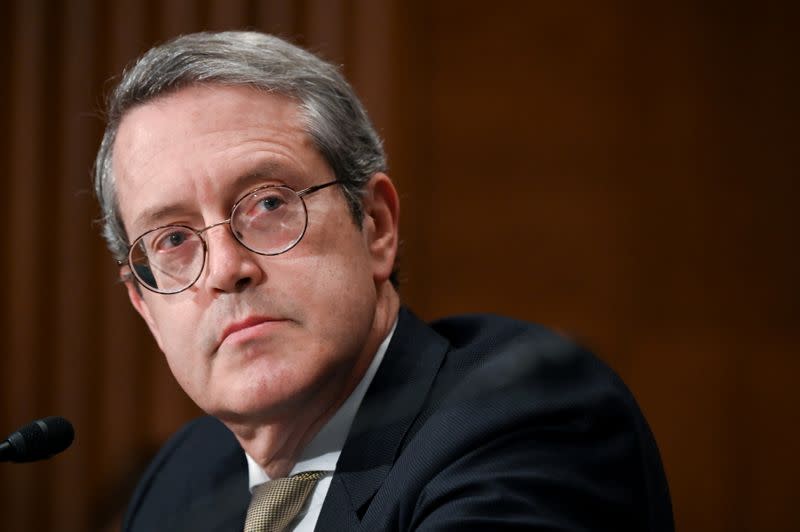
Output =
[{"x1": 246, "y1": 318, "x2": 397, "y2": 491}]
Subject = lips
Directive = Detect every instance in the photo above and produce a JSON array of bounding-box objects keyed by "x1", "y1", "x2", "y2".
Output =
[{"x1": 219, "y1": 316, "x2": 282, "y2": 346}]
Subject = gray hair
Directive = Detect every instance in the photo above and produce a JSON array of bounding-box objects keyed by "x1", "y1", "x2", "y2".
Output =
[{"x1": 94, "y1": 31, "x2": 386, "y2": 263}]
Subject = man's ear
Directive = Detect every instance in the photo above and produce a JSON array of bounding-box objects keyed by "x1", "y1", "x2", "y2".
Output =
[
  {"x1": 124, "y1": 276, "x2": 164, "y2": 350},
  {"x1": 362, "y1": 172, "x2": 400, "y2": 284}
]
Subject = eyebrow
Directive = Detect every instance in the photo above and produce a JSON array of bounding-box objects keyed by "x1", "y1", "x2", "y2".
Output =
[{"x1": 129, "y1": 160, "x2": 300, "y2": 238}]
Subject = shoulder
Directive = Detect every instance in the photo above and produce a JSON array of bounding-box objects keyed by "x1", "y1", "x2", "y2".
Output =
[
  {"x1": 379, "y1": 312, "x2": 673, "y2": 530},
  {"x1": 427, "y1": 312, "x2": 627, "y2": 409},
  {"x1": 123, "y1": 416, "x2": 249, "y2": 532}
]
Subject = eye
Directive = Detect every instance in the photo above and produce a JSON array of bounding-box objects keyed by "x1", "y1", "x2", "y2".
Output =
[
  {"x1": 258, "y1": 194, "x2": 286, "y2": 212},
  {"x1": 167, "y1": 232, "x2": 186, "y2": 247},
  {"x1": 236, "y1": 186, "x2": 296, "y2": 229},
  {"x1": 151, "y1": 227, "x2": 194, "y2": 252}
]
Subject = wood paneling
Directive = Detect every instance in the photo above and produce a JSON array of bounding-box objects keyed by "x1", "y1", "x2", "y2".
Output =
[
  {"x1": 0, "y1": 1, "x2": 796, "y2": 530},
  {"x1": 5, "y1": 2, "x2": 49, "y2": 529}
]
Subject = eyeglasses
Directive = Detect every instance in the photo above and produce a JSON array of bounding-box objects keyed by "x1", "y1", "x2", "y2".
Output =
[{"x1": 120, "y1": 180, "x2": 341, "y2": 294}]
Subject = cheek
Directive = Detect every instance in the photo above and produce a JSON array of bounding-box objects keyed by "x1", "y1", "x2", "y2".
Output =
[
  {"x1": 269, "y1": 241, "x2": 376, "y2": 355},
  {"x1": 298, "y1": 241, "x2": 375, "y2": 305},
  {"x1": 302, "y1": 256, "x2": 377, "y2": 348},
  {"x1": 148, "y1": 303, "x2": 211, "y2": 383},
  {"x1": 278, "y1": 215, "x2": 374, "y2": 298}
]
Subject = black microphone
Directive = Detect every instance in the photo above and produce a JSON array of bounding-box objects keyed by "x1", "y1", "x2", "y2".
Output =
[{"x1": 0, "y1": 416, "x2": 75, "y2": 463}]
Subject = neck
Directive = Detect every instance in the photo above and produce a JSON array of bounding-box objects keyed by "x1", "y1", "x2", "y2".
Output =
[{"x1": 228, "y1": 283, "x2": 400, "y2": 478}]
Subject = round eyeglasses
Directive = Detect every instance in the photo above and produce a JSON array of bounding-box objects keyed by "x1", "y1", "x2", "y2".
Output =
[{"x1": 120, "y1": 180, "x2": 341, "y2": 294}]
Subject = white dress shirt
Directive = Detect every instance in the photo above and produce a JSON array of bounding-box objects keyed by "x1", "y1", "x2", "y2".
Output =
[{"x1": 245, "y1": 320, "x2": 397, "y2": 531}]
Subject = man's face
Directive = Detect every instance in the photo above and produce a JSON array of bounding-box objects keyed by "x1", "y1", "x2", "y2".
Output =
[{"x1": 112, "y1": 85, "x2": 396, "y2": 424}]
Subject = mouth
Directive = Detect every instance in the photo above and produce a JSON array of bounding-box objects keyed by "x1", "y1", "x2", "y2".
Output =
[{"x1": 219, "y1": 316, "x2": 285, "y2": 347}]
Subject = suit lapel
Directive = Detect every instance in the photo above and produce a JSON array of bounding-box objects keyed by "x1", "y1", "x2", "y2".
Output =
[{"x1": 316, "y1": 308, "x2": 449, "y2": 528}]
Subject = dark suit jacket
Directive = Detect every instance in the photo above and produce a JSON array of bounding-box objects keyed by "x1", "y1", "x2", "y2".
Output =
[{"x1": 123, "y1": 308, "x2": 673, "y2": 531}]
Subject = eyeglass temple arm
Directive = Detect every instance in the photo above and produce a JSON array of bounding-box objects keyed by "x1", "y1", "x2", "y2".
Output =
[{"x1": 297, "y1": 180, "x2": 340, "y2": 197}]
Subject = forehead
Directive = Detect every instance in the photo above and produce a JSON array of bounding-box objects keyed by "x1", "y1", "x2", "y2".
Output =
[
  {"x1": 115, "y1": 83, "x2": 306, "y2": 152},
  {"x1": 112, "y1": 85, "x2": 329, "y2": 234}
]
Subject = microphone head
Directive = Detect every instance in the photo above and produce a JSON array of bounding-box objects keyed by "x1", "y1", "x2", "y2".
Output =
[{"x1": 1, "y1": 416, "x2": 75, "y2": 463}]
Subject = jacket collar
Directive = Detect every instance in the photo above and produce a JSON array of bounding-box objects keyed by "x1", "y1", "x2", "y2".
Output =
[{"x1": 318, "y1": 307, "x2": 449, "y2": 524}]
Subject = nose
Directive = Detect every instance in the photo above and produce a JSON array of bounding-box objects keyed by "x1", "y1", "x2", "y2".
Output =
[{"x1": 202, "y1": 222, "x2": 265, "y2": 293}]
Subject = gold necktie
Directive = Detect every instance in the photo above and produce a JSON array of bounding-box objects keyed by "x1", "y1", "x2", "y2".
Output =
[{"x1": 244, "y1": 470, "x2": 326, "y2": 532}]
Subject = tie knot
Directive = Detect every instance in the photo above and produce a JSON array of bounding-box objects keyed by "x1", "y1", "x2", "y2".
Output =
[{"x1": 244, "y1": 470, "x2": 327, "y2": 532}]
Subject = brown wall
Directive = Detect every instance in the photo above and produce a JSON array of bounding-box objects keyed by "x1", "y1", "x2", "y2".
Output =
[{"x1": 0, "y1": 1, "x2": 797, "y2": 530}]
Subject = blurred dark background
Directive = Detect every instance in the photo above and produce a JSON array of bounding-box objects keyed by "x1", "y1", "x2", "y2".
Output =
[{"x1": 0, "y1": 1, "x2": 797, "y2": 530}]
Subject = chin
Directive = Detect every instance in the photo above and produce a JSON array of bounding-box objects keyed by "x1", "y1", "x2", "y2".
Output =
[{"x1": 207, "y1": 381, "x2": 303, "y2": 424}]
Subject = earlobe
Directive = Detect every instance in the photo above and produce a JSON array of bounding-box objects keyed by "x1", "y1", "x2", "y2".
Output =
[
  {"x1": 124, "y1": 278, "x2": 164, "y2": 350},
  {"x1": 363, "y1": 173, "x2": 400, "y2": 283}
]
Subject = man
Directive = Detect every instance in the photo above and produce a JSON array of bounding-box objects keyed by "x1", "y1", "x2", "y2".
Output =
[{"x1": 94, "y1": 31, "x2": 673, "y2": 531}]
